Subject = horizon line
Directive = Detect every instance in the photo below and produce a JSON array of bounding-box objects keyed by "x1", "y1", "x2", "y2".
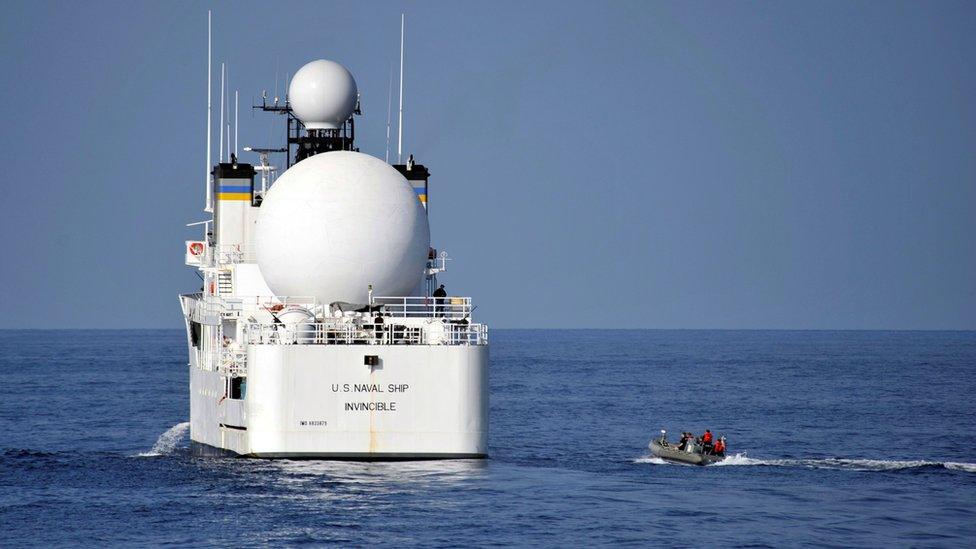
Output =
[{"x1": 1, "y1": 327, "x2": 974, "y2": 333}]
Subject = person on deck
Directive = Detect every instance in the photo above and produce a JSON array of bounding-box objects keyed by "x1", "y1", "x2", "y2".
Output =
[
  {"x1": 433, "y1": 284, "x2": 447, "y2": 317},
  {"x1": 373, "y1": 314, "x2": 385, "y2": 343}
]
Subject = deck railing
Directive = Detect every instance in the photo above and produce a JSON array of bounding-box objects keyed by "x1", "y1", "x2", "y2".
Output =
[
  {"x1": 195, "y1": 295, "x2": 318, "y2": 319},
  {"x1": 242, "y1": 320, "x2": 487, "y2": 346},
  {"x1": 214, "y1": 245, "x2": 256, "y2": 265},
  {"x1": 372, "y1": 296, "x2": 473, "y2": 320}
]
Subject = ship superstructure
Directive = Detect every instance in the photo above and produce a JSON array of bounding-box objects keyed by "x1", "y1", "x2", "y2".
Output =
[{"x1": 179, "y1": 21, "x2": 488, "y2": 458}]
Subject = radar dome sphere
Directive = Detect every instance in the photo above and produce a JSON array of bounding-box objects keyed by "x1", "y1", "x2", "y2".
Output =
[
  {"x1": 288, "y1": 60, "x2": 357, "y2": 129},
  {"x1": 255, "y1": 151, "x2": 429, "y2": 305}
]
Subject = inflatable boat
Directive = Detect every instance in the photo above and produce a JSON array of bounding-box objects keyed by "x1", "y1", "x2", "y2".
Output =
[{"x1": 649, "y1": 437, "x2": 725, "y2": 466}]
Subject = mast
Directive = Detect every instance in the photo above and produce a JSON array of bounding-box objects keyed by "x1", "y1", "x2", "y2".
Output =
[
  {"x1": 219, "y1": 62, "x2": 225, "y2": 163},
  {"x1": 397, "y1": 13, "x2": 404, "y2": 164},
  {"x1": 205, "y1": 10, "x2": 213, "y2": 213},
  {"x1": 225, "y1": 66, "x2": 231, "y2": 161},
  {"x1": 234, "y1": 90, "x2": 239, "y2": 158},
  {"x1": 386, "y1": 64, "x2": 392, "y2": 163}
]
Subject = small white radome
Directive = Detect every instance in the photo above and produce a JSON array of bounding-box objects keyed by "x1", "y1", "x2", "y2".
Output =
[{"x1": 288, "y1": 59, "x2": 358, "y2": 130}]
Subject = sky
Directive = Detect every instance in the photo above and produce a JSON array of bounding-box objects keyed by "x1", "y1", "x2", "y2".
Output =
[{"x1": 0, "y1": 0, "x2": 974, "y2": 330}]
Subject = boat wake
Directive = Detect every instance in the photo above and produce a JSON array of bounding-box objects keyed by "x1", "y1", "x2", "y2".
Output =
[
  {"x1": 138, "y1": 422, "x2": 190, "y2": 457},
  {"x1": 635, "y1": 451, "x2": 976, "y2": 473},
  {"x1": 633, "y1": 456, "x2": 668, "y2": 465}
]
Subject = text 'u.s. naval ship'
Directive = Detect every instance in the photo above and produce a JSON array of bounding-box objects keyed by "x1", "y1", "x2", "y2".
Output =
[{"x1": 179, "y1": 20, "x2": 488, "y2": 459}]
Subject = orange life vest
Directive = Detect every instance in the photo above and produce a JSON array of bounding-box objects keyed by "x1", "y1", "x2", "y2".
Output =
[
  {"x1": 702, "y1": 432, "x2": 713, "y2": 444},
  {"x1": 714, "y1": 441, "x2": 725, "y2": 453}
]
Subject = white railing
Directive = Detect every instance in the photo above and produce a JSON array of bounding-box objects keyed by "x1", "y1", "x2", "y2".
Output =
[
  {"x1": 372, "y1": 296, "x2": 473, "y2": 320},
  {"x1": 195, "y1": 295, "x2": 318, "y2": 320},
  {"x1": 219, "y1": 295, "x2": 318, "y2": 315},
  {"x1": 185, "y1": 244, "x2": 256, "y2": 267},
  {"x1": 242, "y1": 320, "x2": 487, "y2": 346},
  {"x1": 214, "y1": 244, "x2": 256, "y2": 265},
  {"x1": 446, "y1": 323, "x2": 489, "y2": 345},
  {"x1": 244, "y1": 322, "x2": 419, "y2": 346}
]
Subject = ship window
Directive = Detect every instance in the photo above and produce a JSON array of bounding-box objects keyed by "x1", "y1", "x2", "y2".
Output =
[
  {"x1": 231, "y1": 377, "x2": 246, "y2": 400},
  {"x1": 190, "y1": 321, "x2": 201, "y2": 348}
]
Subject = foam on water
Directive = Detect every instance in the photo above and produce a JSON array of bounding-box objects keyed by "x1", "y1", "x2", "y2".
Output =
[
  {"x1": 633, "y1": 456, "x2": 668, "y2": 465},
  {"x1": 138, "y1": 422, "x2": 190, "y2": 457},
  {"x1": 637, "y1": 445, "x2": 976, "y2": 472},
  {"x1": 717, "y1": 456, "x2": 976, "y2": 472},
  {"x1": 709, "y1": 452, "x2": 759, "y2": 466},
  {"x1": 945, "y1": 462, "x2": 976, "y2": 473}
]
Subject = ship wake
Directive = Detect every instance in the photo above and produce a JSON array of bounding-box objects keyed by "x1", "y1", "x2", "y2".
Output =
[
  {"x1": 635, "y1": 451, "x2": 976, "y2": 473},
  {"x1": 138, "y1": 422, "x2": 190, "y2": 457}
]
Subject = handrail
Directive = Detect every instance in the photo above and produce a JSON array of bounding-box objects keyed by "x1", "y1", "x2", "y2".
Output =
[
  {"x1": 214, "y1": 244, "x2": 256, "y2": 265},
  {"x1": 242, "y1": 320, "x2": 487, "y2": 346},
  {"x1": 372, "y1": 295, "x2": 473, "y2": 320},
  {"x1": 196, "y1": 294, "x2": 318, "y2": 318}
]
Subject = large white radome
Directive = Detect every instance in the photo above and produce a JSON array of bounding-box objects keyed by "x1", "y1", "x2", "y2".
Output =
[
  {"x1": 255, "y1": 151, "x2": 429, "y2": 305},
  {"x1": 288, "y1": 60, "x2": 357, "y2": 129}
]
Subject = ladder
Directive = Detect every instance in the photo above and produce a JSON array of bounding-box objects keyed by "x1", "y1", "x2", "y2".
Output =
[{"x1": 217, "y1": 271, "x2": 233, "y2": 295}]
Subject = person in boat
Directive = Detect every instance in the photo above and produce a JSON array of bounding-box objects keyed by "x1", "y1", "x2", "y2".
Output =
[
  {"x1": 676, "y1": 432, "x2": 689, "y2": 451},
  {"x1": 713, "y1": 436, "x2": 726, "y2": 457},
  {"x1": 701, "y1": 429, "x2": 713, "y2": 453},
  {"x1": 658, "y1": 430, "x2": 669, "y2": 446}
]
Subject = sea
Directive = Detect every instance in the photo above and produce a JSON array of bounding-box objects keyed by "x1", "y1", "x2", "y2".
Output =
[{"x1": 1, "y1": 329, "x2": 974, "y2": 547}]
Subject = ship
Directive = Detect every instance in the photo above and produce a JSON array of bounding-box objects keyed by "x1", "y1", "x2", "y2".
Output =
[{"x1": 178, "y1": 14, "x2": 488, "y2": 459}]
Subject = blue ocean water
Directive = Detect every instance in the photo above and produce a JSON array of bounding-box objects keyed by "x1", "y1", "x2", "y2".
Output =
[{"x1": 1, "y1": 329, "x2": 974, "y2": 546}]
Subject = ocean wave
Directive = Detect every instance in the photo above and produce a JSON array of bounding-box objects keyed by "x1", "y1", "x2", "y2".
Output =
[
  {"x1": 636, "y1": 449, "x2": 976, "y2": 473},
  {"x1": 2, "y1": 449, "x2": 59, "y2": 459},
  {"x1": 137, "y1": 422, "x2": 190, "y2": 457}
]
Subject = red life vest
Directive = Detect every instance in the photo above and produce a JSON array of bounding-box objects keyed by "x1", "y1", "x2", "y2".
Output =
[
  {"x1": 714, "y1": 441, "x2": 725, "y2": 453},
  {"x1": 702, "y1": 432, "x2": 713, "y2": 444}
]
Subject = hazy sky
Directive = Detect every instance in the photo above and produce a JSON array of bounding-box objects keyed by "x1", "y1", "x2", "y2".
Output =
[{"x1": 1, "y1": 0, "x2": 974, "y2": 329}]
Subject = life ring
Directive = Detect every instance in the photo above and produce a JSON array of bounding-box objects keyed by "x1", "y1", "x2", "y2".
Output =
[{"x1": 189, "y1": 242, "x2": 205, "y2": 256}]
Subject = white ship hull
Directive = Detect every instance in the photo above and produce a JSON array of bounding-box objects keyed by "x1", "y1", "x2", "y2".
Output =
[
  {"x1": 189, "y1": 343, "x2": 488, "y2": 458},
  {"x1": 180, "y1": 50, "x2": 490, "y2": 460}
]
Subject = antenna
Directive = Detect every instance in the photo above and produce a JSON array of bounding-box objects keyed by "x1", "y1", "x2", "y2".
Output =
[
  {"x1": 219, "y1": 62, "x2": 225, "y2": 163},
  {"x1": 397, "y1": 13, "x2": 404, "y2": 164},
  {"x1": 234, "y1": 90, "x2": 239, "y2": 158},
  {"x1": 273, "y1": 56, "x2": 280, "y2": 104},
  {"x1": 386, "y1": 63, "x2": 393, "y2": 163},
  {"x1": 204, "y1": 10, "x2": 213, "y2": 213},
  {"x1": 225, "y1": 66, "x2": 231, "y2": 161}
]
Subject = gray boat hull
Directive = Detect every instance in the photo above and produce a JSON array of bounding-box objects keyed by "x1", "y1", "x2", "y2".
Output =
[{"x1": 650, "y1": 439, "x2": 725, "y2": 466}]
